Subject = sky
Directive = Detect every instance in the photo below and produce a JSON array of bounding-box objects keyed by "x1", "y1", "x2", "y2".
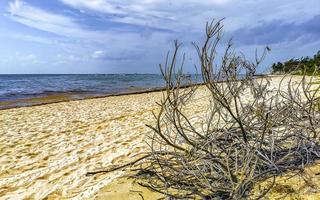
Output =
[{"x1": 0, "y1": 0, "x2": 319, "y2": 74}]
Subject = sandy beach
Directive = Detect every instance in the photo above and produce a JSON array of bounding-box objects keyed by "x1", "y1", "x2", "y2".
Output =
[
  {"x1": 0, "y1": 76, "x2": 319, "y2": 199},
  {"x1": 0, "y1": 88, "x2": 164, "y2": 199}
]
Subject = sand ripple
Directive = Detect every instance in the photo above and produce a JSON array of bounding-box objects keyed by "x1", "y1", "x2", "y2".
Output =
[
  {"x1": 0, "y1": 92, "x2": 162, "y2": 199},
  {"x1": 0, "y1": 76, "x2": 311, "y2": 199}
]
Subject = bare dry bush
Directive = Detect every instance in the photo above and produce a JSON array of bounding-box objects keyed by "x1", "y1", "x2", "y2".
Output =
[{"x1": 88, "y1": 20, "x2": 320, "y2": 199}]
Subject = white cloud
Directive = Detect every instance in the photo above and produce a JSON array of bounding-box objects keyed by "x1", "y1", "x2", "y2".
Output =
[
  {"x1": 59, "y1": 0, "x2": 230, "y2": 30},
  {"x1": 5, "y1": 52, "x2": 46, "y2": 65},
  {"x1": 59, "y1": 0, "x2": 320, "y2": 32},
  {"x1": 11, "y1": 34, "x2": 54, "y2": 45},
  {"x1": 25, "y1": 54, "x2": 36, "y2": 60},
  {"x1": 23, "y1": 54, "x2": 42, "y2": 64},
  {"x1": 8, "y1": 0, "x2": 99, "y2": 39},
  {"x1": 91, "y1": 50, "x2": 107, "y2": 59},
  {"x1": 6, "y1": 0, "x2": 171, "y2": 46},
  {"x1": 5, "y1": 0, "x2": 174, "y2": 64},
  {"x1": 3, "y1": 0, "x2": 320, "y2": 73},
  {"x1": 9, "y1": 0, "x2": 320, "y2": 42},
  {"x1": 8, "y1": 0, "x2": 75, "y2": 28},
  {"x1": 60, "y1": 0, "x2": 126, "y2": 15}
]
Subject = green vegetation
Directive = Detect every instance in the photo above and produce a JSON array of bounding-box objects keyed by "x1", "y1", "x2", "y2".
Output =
[{"x1": 272, "y1": 51, "x2": 320, "y2": 75}]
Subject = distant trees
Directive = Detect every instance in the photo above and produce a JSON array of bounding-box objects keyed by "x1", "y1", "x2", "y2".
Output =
[{"x1": 272, "y1": 51, "x2": 320, "y2": 75}]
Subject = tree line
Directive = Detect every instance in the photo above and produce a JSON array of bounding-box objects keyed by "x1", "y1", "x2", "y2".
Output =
[{"x1": 272, "y1": 50, "x2": 320, "y2": 75}]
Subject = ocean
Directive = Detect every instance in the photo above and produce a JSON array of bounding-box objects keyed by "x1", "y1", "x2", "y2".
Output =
[{"x1": 0, "y1": 74, "x2": 170, "y2": 102}]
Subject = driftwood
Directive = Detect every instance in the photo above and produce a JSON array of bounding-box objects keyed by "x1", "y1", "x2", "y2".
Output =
[{"x1": 88, "y1": 19, "x2": 320, "y2": 199}]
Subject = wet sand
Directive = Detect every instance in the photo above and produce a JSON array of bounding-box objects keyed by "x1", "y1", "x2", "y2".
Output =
[
  {"x1": 0, "y1": 87, "x2": 158, "y2": 110},
  {"x1": 0, "y1": 76, "x2": 319, "y2": 199}
]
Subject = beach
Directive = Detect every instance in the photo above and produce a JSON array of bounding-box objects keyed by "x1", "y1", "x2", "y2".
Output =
[
  {"x1": 0, "y1": 76, "x2": 319, "y2": 199},
  {"x1": 0, "y1": 88, "x2": 164, "y2": 199}
]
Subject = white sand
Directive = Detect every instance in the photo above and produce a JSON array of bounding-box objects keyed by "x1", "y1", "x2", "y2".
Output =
[
  {"x1": 0, "y1": 91, "x2": 164, "y2": 199},
  {"x1": 0, "y1": 76, "x2": 318, "y2": 199}
]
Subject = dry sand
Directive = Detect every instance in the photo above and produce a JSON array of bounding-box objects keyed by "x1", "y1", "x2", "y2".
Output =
[
  {"x1": 0, "y1": 76, "x2": 319, "y2": 199},
  {"x1": 0, "y1": 90, "x2": 165, "y2": 199}
]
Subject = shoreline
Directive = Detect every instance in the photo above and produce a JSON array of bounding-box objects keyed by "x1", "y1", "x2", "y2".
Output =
[
  {"x1": 0, "y1": 74, "x2": 269, "y2": 110},
  {"x1": 0, "y1": 86, "x2": 167, "y2": 110}
]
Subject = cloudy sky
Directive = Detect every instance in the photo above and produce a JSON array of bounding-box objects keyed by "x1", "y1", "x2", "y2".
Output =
[{"x1": 0, "y1": 0, "x2": 319, "y2": 74}]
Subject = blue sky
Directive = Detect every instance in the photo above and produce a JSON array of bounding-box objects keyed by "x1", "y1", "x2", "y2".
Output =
[{"x1": 0, "y1": 0, "x2": 319, "y2": 74}]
